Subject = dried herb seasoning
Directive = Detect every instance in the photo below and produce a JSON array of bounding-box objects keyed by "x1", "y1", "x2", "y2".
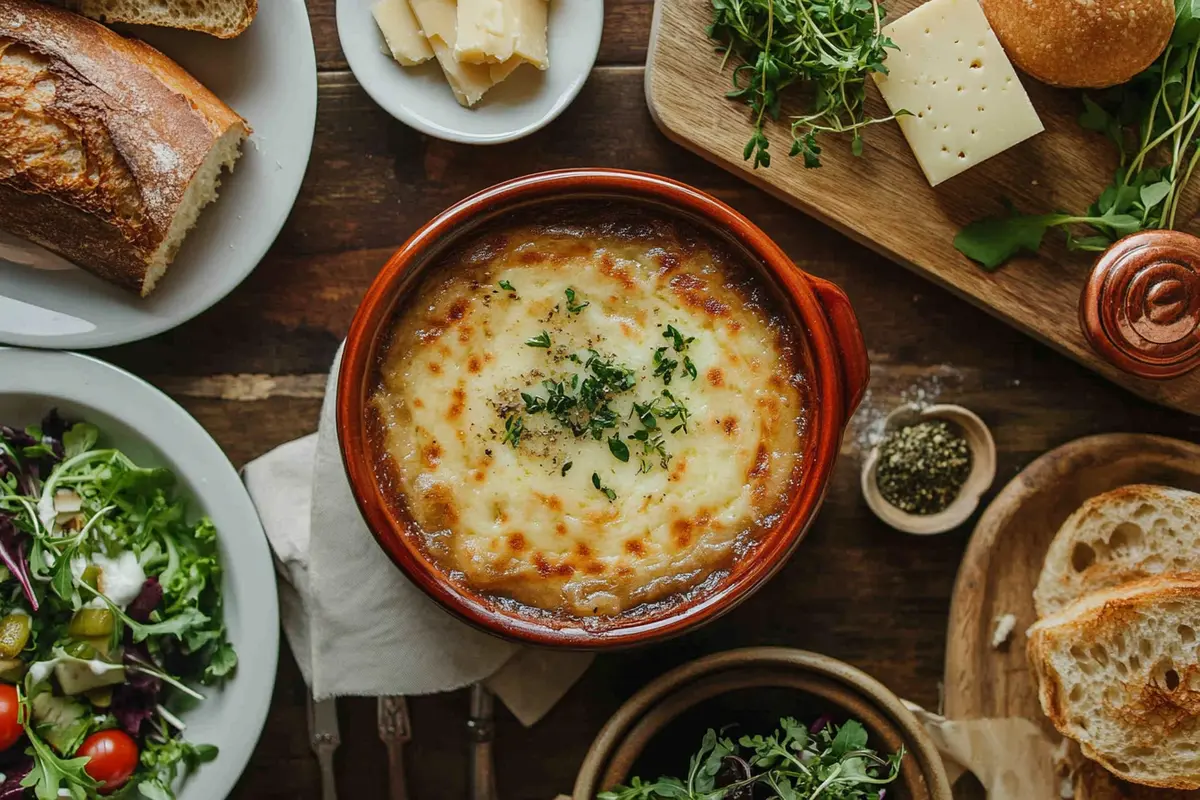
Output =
[{"x1": 875, "y1": 419, "x2": 971, "y2": 515}]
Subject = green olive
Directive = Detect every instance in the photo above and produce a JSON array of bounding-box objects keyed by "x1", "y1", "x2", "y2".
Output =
[
  {"x1": 0, "y1": 614, "x2": 31, "y2": 658},
  {"x1": 68, "y1": 608, "x2": 114, "y2": 639}
]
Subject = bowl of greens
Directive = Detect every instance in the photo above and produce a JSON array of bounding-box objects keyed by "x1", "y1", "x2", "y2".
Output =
[
  {"x1": 0, "y1": 347, "x2": 278, "y2": 800},
  {"x1": 574, "y1": 648, "x2": 951, "y2": 800}
]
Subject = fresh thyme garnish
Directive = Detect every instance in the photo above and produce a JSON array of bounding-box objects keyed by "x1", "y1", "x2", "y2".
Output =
[
  {"x1": 708, "y1": 0, "x2": 903, "y2": 170},
  {"x1": 663, "y1": 324, "x2": 695, "y2": 352},
  {"x1": 525, "y1": 331, "x2": 552, "y2": 348},
  {"x1": 608, "y1": 437, "x2": 630, "y2": 462},
  {"x1": 657, "y1": 390, "x2": 691, "y2": 434},
  {"x1": 498, "y1": 279, "x2": 515, "y2": 292},
  {"x1": 592, "y1": 472, "x2": 617, "y2": 502},
  {"x1": 501, "y1": 414, "x2": 523, "y2": 447},
  {"x1": 565, "y1": 287, "x2": 590, "y2": 313},
  {"x1": 652, "y1": 347, "x2": 679, "y2": 385},
  {"x1": 561, "y1": 461, "x2": 573, "y2": 476},
  {"x1": 629, "y1": 400, "x2": 670, "y2": 473},
  {"x1": 655, "y1": 326, "x2": 699, "y2": 383}
]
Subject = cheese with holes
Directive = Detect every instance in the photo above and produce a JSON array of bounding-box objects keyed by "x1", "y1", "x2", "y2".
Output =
[
  {"x1": 369, "y1": 208, "x2": 808, "y2": 619},
  {"x1": 372, "y1": 0, "x2": 434, "y2": 66},
  {"x1": 409, "y1": 0, "x2": 500, "y2": 106},
  {"x1": 872, "y1": 0, "x2": 1043, "y2": 186}
]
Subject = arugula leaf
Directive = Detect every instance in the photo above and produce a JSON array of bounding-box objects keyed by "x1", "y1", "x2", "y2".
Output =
[
  {"x1": 832, "y1": 719, "x2": 869, "y2": 756},
  {"x1": 953, "y1": 213, "x2": 1059, "y2": 270},
  {"x1": 61, "y1": 424, "x2": 98, "y2": 460},
  {"x1": 20, "y1": 702, "x2": 98, "y2": 800}
]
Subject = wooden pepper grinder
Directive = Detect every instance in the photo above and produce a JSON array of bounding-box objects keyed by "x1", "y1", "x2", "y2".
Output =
[{"x1": 1081, "y1": 230, "x2": 1200, "y2": 379}]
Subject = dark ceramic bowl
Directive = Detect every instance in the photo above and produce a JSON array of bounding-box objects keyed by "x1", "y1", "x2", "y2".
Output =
[
  {"x1": 336, "y1": 169, "x2": 869, "y2": 648},
  {"x1": 574, "y1": 648, "x2": 953, "y2": 800}
]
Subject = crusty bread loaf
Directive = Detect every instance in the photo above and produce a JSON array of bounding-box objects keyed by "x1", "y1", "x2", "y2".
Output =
[
  {"x1": 62, "y1": 0, "x2": 258, "y2": 39},
  {"x1": 1028, "y1": 575, "x2": 1200, "y2": 790},
  {"x1": 980, "y1": 0, "x2": 1174, "y2": 88},
  {"x1": 1034, "y1": 485, "x2": 1200, "y2": 617},
  {"x1": 0, "y1": 0, "x2": 249, "y2": 296}
]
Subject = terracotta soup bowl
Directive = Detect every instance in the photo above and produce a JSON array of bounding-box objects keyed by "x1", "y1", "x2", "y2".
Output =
[{"x1": 337, "y1": 169, "x2": 869, "y2": 647}]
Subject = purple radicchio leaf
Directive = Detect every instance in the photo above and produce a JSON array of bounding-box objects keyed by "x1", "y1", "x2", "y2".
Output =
[
  {"x1": 40, "y1": 409, "x2": 68, "y2": 448},
  {"x1": 127, "y1": 578, "x2": 163, "y2": 623},
  {"x1": 0, "y1": 517, "x2": 36, "y2": 612},
  {"x1": 0, "y1": 756, "x2": 31, "y2": 800},
  {"x1": 114, "y1": 645, "x2": 163, "y2": 736},
  {"x1": 809, "y1": 714, "x2": 834, "y2": 735}
]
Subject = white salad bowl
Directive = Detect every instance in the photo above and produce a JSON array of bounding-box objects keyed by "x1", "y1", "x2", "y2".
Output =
[{"x1": 0, "y1": 347, "x2": 279, "y2": 800}]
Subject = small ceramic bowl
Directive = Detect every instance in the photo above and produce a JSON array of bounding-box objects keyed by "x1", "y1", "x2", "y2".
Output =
[
  {"x1": 861, "y1": 404, "x2": 997, "y2": 535},
  {"x1": 337, "y1": 169, "x2": 871, "y2": 648},
  {"x1": 573, "y1": 648, "x2": 952, "y2": 800}
]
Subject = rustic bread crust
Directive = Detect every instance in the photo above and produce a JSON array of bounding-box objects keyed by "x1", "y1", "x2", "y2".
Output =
[
  {"x1": 63, "y1": 0, "x2": 259, "y2": 39},
  {"x1": 980, "y1": 0, "x2": 1174, "y2": 89},
  {"x1": 0, "y1": 0, "x2": 249, "y2": 294},
  {"x1": 1028, "y1": 575, "x2": 1200, "y2": 791}
]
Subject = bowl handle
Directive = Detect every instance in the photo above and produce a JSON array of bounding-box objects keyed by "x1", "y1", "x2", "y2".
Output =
[{"x1": 807, "y1": 275, "x2": 870, "y2": 421}]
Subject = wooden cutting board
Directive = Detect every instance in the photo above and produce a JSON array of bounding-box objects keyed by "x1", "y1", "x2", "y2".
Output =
[
  {"x1": 645, "y1": 0, "x2": 1200, "y2": 415},
  {"x1": 942, "y1": 434, "x2": 1200, "y2": 796}
]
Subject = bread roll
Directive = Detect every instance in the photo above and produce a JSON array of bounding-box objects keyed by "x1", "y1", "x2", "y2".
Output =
[
  {"x1": 980, "y1": 0, "x2": 1175, "y2": 88},
  {"x1": 0, "y1": 0, "x2": 249, "y2": 296},
  {"x1": 62, "y1": 0, "x2": 258, "y2": 39}
]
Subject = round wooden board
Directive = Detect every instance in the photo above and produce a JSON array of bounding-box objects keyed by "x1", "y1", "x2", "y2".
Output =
[{"x1": 943, "y1": 433, "x2": 1200, "y2": 726}]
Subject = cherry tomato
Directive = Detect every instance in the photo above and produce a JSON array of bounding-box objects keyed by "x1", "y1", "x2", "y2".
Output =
[
  {"x1": 0, "y1": 684, "x2": 20, "y2": 750},
  {"x1": 78, "y1": 730, "x2": 139, "y2": 793}
]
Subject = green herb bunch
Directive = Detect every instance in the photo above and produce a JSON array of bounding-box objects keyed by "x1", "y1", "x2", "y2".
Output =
[
  {"x1": 955, "y1": 0, "x2": 1200, "y2": 269},
  {"x1": 708, "y1": 0, "x2": 903, "y2": 169},
  {"x1": 599, "y1": 717, "x2": 903, "y2": 800}
]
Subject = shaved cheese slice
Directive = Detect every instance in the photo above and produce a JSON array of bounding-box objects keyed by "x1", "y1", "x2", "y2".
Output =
[
  {"x1": 372, "y1": 0, "x2": 434, "y2": 66},
  {"x1": 409, "y1": 0, "x2": 500, "y2": 107},
  {"x1": 456, "y1": 0, "x2": 515, "y2": 64},
  {"x1": 511, "y1": 0, "x2": 548, "y2": 70},
  {"x1": 873, "y1": 0, "x2": 1043, "y2": 186}
]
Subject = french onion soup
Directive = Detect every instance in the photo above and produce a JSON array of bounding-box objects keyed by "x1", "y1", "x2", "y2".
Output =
[{"x1": 368, "y1": 205, "x2": 810, "y2": 622}]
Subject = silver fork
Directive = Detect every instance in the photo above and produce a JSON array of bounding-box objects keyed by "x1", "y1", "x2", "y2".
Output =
[
  {"x1": 307, "y1": 696, "x2": 341, "y2": 800},
  {"x1": 378, "y1": 695, "x2": 412, "y2": 800},
  {"x1": 468, "y1": 683, "x2": 498, "y2": 800}
]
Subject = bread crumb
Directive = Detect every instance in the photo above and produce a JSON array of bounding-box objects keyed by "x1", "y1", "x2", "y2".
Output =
[{"x1": 991, "y1": 613, "x2": 1017, "y2": 648}]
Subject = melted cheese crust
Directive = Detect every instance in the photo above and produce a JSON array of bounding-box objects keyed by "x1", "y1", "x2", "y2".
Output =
[{"x1": 370, "y1": 210, "x2": 808, "y2": 619}]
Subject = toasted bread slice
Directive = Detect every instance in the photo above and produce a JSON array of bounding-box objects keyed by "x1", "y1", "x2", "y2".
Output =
[
  {"x1": 64, "y1": 0, "x2": 258, "y2": 38},
  {"x1": 1028, "y1": 575, "x2": 1200, "y2": 790},
  {"x1": 1034, "y1": 485, "x2": 1200, "y2": 617}
]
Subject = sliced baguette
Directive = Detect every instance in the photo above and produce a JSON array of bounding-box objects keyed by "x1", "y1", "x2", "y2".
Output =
[
  {"x1": 62, "y1": 0, "x2": 258, "y2": 38},
  {"x1": 1034, "y1": 485, "x2": 1200, "y2": 617},
  {"x1": 1028, "y1": 575, "x2": 1200, "y2": 790}
]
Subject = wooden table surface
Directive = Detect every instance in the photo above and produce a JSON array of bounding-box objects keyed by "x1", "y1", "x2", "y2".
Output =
[{"x1": 96, "y1": 4, "x2": 1200, "y2": 797}]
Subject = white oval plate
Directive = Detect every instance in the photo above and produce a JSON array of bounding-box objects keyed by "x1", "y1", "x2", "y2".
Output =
[
  {"x1": 338, "y1": 0, "x2": 603, "y2": 143},
  {"x1": 0, "y1": 0, "x2": 317, "y2": 350},
  {"x1": 0, "y1": 347, "x2": 279, "y2": 800}
]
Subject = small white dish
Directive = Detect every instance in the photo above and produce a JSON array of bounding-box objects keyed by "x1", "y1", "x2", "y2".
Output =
[
  {"x1": 0, "y1": 0, "x2": 317, "y2": 350},
  {"x1": 861, "y1": 403, "x2": 997, "y2": 535},
  {"x1": 337, "y1": 0, "x2": 603, "y2": 144},
  {"x1": 0, "y1": 347, "x2": 279, "y2": 800}
]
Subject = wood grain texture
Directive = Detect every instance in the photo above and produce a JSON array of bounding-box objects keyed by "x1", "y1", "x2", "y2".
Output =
[
  {"x1": 645, "y1": 0, "x2": 1200, "y2": 416},
  {"x1": 72, "y1": 10, "x2": 1200, "y2": 796}
]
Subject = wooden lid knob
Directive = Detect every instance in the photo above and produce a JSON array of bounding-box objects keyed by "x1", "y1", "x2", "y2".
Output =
[{"x1": 1081, "y1": 230, "x2": 1200, "y2": 380}]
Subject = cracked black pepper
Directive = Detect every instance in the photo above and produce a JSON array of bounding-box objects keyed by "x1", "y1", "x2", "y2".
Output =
[{"x1": 875, "y1": 419, "x2": 972, "y2": 515}]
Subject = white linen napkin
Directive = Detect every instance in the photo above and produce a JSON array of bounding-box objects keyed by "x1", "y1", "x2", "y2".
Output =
[{"x1": 242, "y1": 350, "x2": 593, "y2": 725}]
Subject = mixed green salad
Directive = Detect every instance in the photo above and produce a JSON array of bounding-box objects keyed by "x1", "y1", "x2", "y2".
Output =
[{"x1": 0, "y1": 412, "x2": 235, "y2": 799}]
